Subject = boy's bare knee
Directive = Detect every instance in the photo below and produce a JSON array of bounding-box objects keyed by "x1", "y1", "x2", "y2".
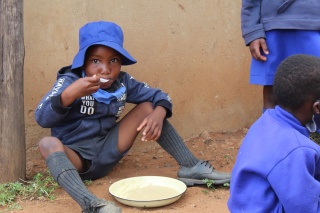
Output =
[{"x1": 38, "y1": 136, "x2": 64, "y2": 158}]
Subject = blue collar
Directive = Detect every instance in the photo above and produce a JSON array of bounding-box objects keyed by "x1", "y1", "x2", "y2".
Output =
[{"x1": 82, "y1": 70, "x2": 126, "y2": 104}]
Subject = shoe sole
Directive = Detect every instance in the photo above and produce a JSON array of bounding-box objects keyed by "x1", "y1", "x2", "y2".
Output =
[{"x1": 178, "y1": 178, "x2": 231, "y2": 186}]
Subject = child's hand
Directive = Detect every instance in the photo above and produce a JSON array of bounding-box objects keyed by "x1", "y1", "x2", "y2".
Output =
[
  {"x1": 60, "y1": 75, "x2": 100, "y2": 107},
  {"x1": 249, "y1": 38, "x2": 269, "y2": 62},
  {"x1": 137, "y1": 106, "x2": 166, "y2": 141},
  {"x1": 73, "y1": 74, "x2": 100, "y2": 97}
]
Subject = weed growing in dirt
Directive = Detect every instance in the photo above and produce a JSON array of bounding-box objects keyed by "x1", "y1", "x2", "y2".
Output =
[
  {"x1": 202, "y1": 179, "x2": 230, "y2": 192},
  {"x1": 224, "y1": 155, "x2": 230, "y2": 164},
  {"x1": 0, "y1": 171, "x2": 59, "y2": 212},
  {"x1": 223, "y1": 182, "x2": 230, "y2": 187},
  {"x1": 203, "y1": 179, "x2": 215, "y2": 190},
  {"x1": 202, "y1": 189, "x2": 209, "y2": 194},
  {"x1": 310, "y1": 132, "x2": 320, "y2": 145},
  {"x1": 83, "y1": 180, "x2": 93, "y2": 185}
]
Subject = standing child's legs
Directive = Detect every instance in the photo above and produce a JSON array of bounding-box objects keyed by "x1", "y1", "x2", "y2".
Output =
[{"x1": 38, "y1": 137, "x2": 121, "y2": 213}]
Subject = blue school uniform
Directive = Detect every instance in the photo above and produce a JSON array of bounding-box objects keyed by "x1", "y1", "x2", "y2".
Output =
[
  {"x1": 228, "y1": 106, "x2": 320, "y2": 212},
  {"x1": 241, "y1": 0, "x2": 320, "y2": 86},
  {"x1": 35, "y1": 66, "x2": 172, "y2": 180},
  {"x1": 250, "y1": 30, "x2": 320, "y2": 85}
]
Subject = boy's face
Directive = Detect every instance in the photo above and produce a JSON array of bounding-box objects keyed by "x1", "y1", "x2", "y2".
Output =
[{"x1": 83, "y1": 45, "x2": 122, "y2": 89}]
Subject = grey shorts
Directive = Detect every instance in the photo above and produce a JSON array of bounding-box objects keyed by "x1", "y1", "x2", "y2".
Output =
[{"x1": 67, "y1": 123, "x2": 124, "y2": 180}]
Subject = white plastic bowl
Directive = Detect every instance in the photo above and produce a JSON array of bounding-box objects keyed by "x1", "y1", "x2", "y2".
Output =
[{"x1": 109, "y1": 176, "x2": 187, "y2": 208}]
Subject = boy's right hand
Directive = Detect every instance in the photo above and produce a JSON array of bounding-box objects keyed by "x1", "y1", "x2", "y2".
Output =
[
  {"x1": 60, "y1": 75, "x2": 100, "y2": 107},
  {"x1": 249, "y1": 38, "x2": 269, "y2": 62}
]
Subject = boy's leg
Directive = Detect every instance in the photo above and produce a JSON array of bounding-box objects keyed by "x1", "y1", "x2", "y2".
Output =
[
  {"x1": 117, "y1": 102, "x2": 154, "y2": 153},
  {"x1": 157, "y1": 119, "x2": 199, "y2": 167},
  {"x1": 38, "y1": 137, "x2": 121, "y2": 213},
  {"x1": 118, "y1": 102, "x2": 231, "y2": 186},
  {"x1": 157, "y1": 120, "x2": 231, "y2": 186},
  {"x1": 117, "y1": 101, "x2": 199, "y2": 164}
]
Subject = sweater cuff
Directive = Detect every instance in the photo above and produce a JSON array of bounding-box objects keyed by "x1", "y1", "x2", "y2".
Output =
[
  {"x1": 155, "y1": 100, "x2": 172, "y2": 118},
  {"x1": 51, "y1": 94, "x2": 71, "y2": 115}
]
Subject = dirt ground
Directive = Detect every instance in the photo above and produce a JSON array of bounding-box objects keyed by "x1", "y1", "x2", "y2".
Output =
[{"x1": 2, "y1": 129, "x2": 247, "y2": 213}]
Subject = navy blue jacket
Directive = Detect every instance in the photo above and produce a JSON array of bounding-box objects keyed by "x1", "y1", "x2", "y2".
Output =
[
  {"x1": 241, "y1": 0, "x2": 320, "y2": 45},
  {"x1": 35, "y1": 66, "x2": 172, "y2": 145}
]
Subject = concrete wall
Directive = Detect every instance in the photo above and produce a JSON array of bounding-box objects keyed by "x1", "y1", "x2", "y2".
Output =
[{"x1": 23, "y1": 0, "x2": 261, "y2": 177}]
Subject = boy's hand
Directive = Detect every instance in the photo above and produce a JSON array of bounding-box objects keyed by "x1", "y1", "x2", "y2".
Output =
[
  {"x1": 249, "y1": 38, "x2": 269, "y2": 62},
  {"x1": 137, "y1": 106, "x2": 167, "y2": 141},
  {"x1": 60, "y1": 75, "x2": 100, "y2": 107}
]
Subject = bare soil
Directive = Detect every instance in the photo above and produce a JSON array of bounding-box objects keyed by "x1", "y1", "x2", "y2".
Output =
[{"x1": 2, "y1": 129, "x2": 247, "y2": 213}]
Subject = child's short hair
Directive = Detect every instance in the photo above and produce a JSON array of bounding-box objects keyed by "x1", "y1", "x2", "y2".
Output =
[{"x1": 274, "y1": 54, "x2": 320, "y2": 109}]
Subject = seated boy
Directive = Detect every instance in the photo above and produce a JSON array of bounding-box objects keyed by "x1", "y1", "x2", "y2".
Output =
[
  {"x1": 228, "y1": 54, "x2": 320, "y2": 212},
  {"x1": 35, "y1": 21, "x2": 231, "y2": 213}
]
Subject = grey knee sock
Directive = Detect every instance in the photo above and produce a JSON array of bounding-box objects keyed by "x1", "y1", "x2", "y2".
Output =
[
  {"x1": 46, "y1": 152, "x2": 97, "y2": 210},
  {"x1": 157, "y1": 120, "x2": 199, "y2": 167}
]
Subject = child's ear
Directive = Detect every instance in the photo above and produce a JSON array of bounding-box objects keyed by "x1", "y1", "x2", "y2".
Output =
[{"x1": 313, "y1": 100, "x2": 320, "y2": 114}]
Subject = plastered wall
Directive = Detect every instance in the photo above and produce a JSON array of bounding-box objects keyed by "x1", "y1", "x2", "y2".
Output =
[{"x1": 23, "y1": 0, "x2": 261, "y2": 177}]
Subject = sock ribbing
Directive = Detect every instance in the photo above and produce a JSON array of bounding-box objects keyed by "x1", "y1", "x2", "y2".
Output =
[
  {"x1": 157, "y1": 120, "x2": 199, "y2": 167},
  {"x1": 46, "y1": 152, "x2": 97, "y2": 210}
]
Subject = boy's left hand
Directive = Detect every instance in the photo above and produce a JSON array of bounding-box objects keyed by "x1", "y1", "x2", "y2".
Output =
[{"x1": 137, "y1": 106, "x2": 166, "y2": 141}]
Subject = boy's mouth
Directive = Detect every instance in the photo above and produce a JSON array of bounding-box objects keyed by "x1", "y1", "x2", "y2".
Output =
[{"x1": 100, "y1": 78, "x2": 110, "y2": 83}]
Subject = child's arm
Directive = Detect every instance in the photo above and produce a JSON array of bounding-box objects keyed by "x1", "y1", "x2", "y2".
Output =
[
  {"x1": 35, "y1": 75, "x2": 100, "y2": 128},
  {"x1": 122, "y1": 72, "x2": 172, "y2": 141},
  {"x1": 241, "y1": 0, "x2": 265, "y2": 46},
  {"x1": 241, "y1": 0, "x2": 269, "y2": 61},
  {"x1": 123, "y1": 73, "x2": 172, "y2": 116},
  {"x1": 268, "y1": 147, "x2": 320, "y2": 212},
  {"x1": 248, "y1": 38, "x2": 269, "y2": 62},
  {"x1": 60, "y1": 75, "x2": 100, "y2": 107}
]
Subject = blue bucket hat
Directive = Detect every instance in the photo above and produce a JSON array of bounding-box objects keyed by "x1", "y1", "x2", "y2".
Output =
[{"x1": 71, "y1": 21, "x2": 137, "y2": 69}]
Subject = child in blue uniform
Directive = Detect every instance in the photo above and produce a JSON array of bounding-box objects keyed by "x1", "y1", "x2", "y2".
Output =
[
  {"x1": 35, "y1": 21, "x2": 231, "y2": 213},
  {"x1": 241, "y1": 0, "x2": 320, "y2": 111},
  {"x1": 228, "y1": 54, "x2": 320, "y2": 212}
]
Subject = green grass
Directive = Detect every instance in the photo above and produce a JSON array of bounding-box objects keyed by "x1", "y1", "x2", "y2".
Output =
[
  {"x1": 202, "y1": 179, "x2": 230, "y2": 191},
  {"x1": 203, "y1": 179, "x2": 216, "y2": 190},
  {"x1": 0, "y1": 171, "x2": 59, "y2": 212}
]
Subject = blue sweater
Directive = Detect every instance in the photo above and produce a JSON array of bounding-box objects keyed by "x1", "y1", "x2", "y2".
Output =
[
  {"x1": 241, "y1": 0, "x2": 320, "y2": 45},
  {"x1": 35, "y1": 66, "x2": 172, "y2": 145},
  {"x1": 228, "y1": 106, "x2": 320, "y2": 212}
]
